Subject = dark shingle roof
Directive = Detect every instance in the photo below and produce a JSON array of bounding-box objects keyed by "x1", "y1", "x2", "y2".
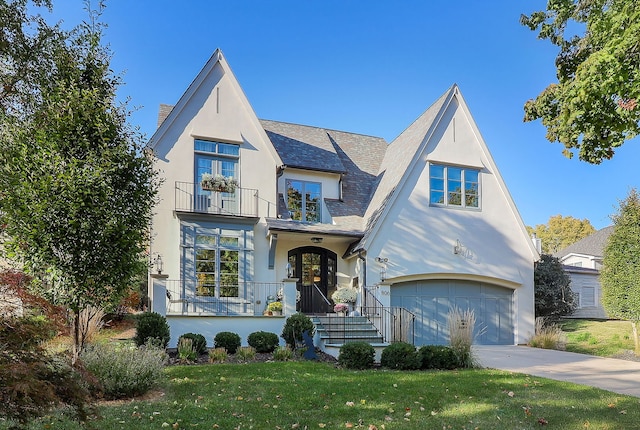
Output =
[
  {"x1": 261, "y1": 119, "x2": 387, "y2": 230},
  {"x1": 554, "y1": 226, "x2": 614, "y2": 259}
]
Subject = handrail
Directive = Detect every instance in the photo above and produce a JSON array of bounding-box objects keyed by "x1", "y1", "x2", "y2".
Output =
[
  {"x1": 313, "y1": 283, "x2": 332, "y2": 306},
  {"x1": 360, "y1": 286, "x2": 416, "y2": 345}
]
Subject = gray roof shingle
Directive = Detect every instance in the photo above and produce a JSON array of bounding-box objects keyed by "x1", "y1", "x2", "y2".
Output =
[{"x1": 554, "y1": 226, "x2": 614, "y2": 259}]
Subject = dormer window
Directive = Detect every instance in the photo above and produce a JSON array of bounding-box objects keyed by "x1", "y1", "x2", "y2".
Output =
[
  {"x1": 430, "y1": 164, "x2": 480, "y2": 209},
  {"x1": 287, "y1": 179, "x2": 321, "y2": 222}
]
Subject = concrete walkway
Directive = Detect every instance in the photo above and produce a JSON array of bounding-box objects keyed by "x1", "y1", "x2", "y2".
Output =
[{"x1": 475, "y1": 345, "x2": 640, "y2": 398}]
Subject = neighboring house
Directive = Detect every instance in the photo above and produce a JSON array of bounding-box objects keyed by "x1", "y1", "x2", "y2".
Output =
[
  {"x1": 555, "y1": 226, "x2": 614, "y2": 319},
  {"x1": 147, "y1": 49, "x2": 538, "y2": 352}
]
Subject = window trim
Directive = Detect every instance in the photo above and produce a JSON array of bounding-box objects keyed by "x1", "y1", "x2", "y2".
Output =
[{"x1": 429, "y1": 163, "x2": 481, "y2": 210}]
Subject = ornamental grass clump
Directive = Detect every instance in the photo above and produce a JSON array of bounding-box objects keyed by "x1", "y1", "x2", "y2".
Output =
[
  {"x1": 529, "y1": 317, "x2": 567, "y2": 350},
  {"x1": 178, "y1": 332, "x2": 208, "y2": 355},
  {"x1": 236, "y1": 346, "x2": 257, "y2": 362},
  {"x1": 272, "y1": 345, "x2": 293, "y2": 361},
  {"x1": 177, "y1": 337, "x2": 197, "y2": 363},
  {"x1": 447, "y1": 306, "x2": 482, "y2": 368},
  {"x1": 208, "y1": 347, "x2": 228, "y2": 363},
  {"x1": 81, "y1": 341, "x2": 167, "y2": 399}
]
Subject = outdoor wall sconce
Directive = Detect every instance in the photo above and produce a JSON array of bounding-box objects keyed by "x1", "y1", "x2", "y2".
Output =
[
  {"x1": 375, "y1": 257, "x2": 388, "y2": 264},
  {"x1": 285, "y1": 262, "x2": 293, "y2": 278},
  {"x1": 154, "y1": 254, "x2": 164, "y2": 274},
  {"x1": 310, "y1": 237, "x2": 323, "y2": 244},
  {"x1": 375, "y1": 257, "x2": 388, "y2": 282}
]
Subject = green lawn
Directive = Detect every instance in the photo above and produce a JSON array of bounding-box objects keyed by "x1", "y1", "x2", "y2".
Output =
[
  {"x1": 10, "y1": 361, "x2": 640, "y2": 430},
  {"x1": 560, "y1": 319, "x2": 637, "y2": 357}
]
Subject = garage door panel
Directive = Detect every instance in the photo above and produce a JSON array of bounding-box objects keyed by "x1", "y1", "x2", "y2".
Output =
[{"x1": 392, "y1": 280, "x2": 513, "y2": 346}]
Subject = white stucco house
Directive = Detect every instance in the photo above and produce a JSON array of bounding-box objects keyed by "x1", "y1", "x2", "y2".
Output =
[
  {"x1": 147, "y1": 49, "x2": 538, "y2": 352},
  {"x1": 555, "y1": 226, "x2": 613, "y2": 319}
]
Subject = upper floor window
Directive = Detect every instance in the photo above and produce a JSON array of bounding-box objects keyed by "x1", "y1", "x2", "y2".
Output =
[
  {"x1": 430, "y1": 164, "x2": 479, "y2": 209},
  {"x1": 287, "y1": 179, "x2": 321, "y2": 222}
]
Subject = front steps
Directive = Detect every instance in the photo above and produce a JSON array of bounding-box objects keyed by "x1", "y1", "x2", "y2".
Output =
[{"x1": 312, "y1": 315, "x2": 388, "y2": 361}]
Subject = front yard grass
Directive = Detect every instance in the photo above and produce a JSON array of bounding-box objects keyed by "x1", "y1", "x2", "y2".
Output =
[
  {"x1": 560, "y1": 319, "x2": 636, "y2": 357},
  {"x1": 10, "y1": 361, "x2": 640, "y2": 430}
]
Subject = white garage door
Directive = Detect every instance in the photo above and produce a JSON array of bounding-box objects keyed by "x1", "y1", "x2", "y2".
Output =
[{"x1": 391, "y1": 280, "x2": 514, "y2": 346}]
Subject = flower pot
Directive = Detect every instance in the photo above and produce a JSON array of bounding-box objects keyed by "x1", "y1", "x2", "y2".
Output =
[
  {"x1": 272, "y1": 310, "x2": 282, "y2": 316},
  {"x1": 337, "y1": 311, "x2": 346, "y2": 317}
]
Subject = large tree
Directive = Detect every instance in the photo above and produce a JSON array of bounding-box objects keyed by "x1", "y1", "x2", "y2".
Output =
[
  {"x1": 0, "y1": 2, "x2": 158, "y2": 359},
  {"x1": 521, "y1": 0, "x2": 640, "y2": 163},
  {"x1": 534, "y1": 254, "x2": 576, "y2": 318},
  {"x1": 600, "y1": 188, "x2": 640, "y2": 354},
  {"x1": 527, "y1": 214, "x2": 596, "y2": 254}
]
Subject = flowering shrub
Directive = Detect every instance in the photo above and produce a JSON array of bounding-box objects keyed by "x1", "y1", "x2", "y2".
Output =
[
  {"x1": 331, "y1": 287, "x2": 357, "y2": 304},
  {"x1": 334, "y1": 303, "x2": 349, "y2": 313},
  {"x1": 200, "y1": 173, "x2": 238, "y2": 192}
]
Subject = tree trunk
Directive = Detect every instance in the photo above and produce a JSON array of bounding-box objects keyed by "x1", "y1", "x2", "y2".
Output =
[
  {"x1": 72, "y1": 307, "x2": 80, "y2": 365},
  {"x1": 632, "y1": 321, "x2": 640, "y2": 356}
]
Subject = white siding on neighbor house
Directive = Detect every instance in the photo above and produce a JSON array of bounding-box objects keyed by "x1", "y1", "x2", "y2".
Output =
[
  {"x1": 563, "y1": 254, "x2": 599, "y2": 270},
  {"x1": 566, "y1": 270, "x2": 608, "y2": 319}
]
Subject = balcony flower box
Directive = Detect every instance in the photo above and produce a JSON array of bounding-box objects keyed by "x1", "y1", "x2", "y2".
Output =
[{"x1": 200, "y1": 173, "x2": 238, "y2": 193}]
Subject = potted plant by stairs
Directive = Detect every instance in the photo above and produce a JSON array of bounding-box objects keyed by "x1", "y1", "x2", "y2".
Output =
[
  {"x1": 334, "y1": 303, "x2": 349, "y2": 316},
  {"x1": 267, "y1": 301, "x2": 283, "y2": 316}
]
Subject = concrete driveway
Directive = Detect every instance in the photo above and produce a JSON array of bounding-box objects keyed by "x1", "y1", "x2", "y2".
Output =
[{"x1": 475, "y1": 345, "x2": 640, "y2": 398}]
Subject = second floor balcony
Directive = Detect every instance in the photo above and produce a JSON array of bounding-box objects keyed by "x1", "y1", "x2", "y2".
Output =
[{"x1": 175, "y1": 181, "x2": 259, "y2": 218}]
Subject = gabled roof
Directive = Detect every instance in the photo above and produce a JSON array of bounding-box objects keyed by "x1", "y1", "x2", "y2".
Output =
[
  {"x1": 554, "y1": 226, "x2": 614, "y2": 259},
  {"x1": 261, "y1": 120, "x2": 387, "y2": 230},
  {"x1": 351, "y1": 85, "x2": 456, "y2": 253}
]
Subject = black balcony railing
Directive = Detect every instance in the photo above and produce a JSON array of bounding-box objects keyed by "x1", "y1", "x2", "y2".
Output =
[{"x1": 175, "y1": 181, "x2": 259, "y2": 217}]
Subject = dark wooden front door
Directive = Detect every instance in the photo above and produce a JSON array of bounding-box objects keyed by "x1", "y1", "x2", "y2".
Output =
[{"x1": 288, "y1": 246, "x2": 337, "y2": 314}]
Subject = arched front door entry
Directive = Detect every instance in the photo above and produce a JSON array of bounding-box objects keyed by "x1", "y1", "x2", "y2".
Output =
[{"x1": 288, "y1": 246, "x2": 337, "y2": 314}]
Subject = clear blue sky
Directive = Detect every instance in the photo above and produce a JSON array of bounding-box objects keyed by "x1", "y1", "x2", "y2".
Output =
[{"x1": 47, "y1": 1, "x2": 639, "y2": 230}]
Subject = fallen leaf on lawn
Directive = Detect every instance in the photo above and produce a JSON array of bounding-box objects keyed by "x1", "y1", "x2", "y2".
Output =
[
  {"x1": 507, "y1": 391, "x2": 515, "y2": 397},
  {"x1": 173, "y1": 423, "x2": 179, "y2": 429},
  {"x1": 385, "y1": 415, "x2": 393, "y2": 421},
  {"x1": 607, "y1": 403, "x2": 616, "y2": 408},
  {"x1": 538, "y1": 417, "x2": 548, "y2": 425},
  {"x1": 360, "y1": 399, "x2": 366, "y2": 405},
  {"x1": 318, "y1": 424, "x2": 326, "y2": 428},
  {"x1": 345, "y1": 422, "x2": 354, "y2": 428},
  {"x1": 162, "y1": 423, "x2": 170, "y2": 428},
  {"x1": 291, "y1": 423, "x2": 300, "y2": 429},
  {"x1": 620, "y1": 410, "x2": 627, "y2": 415},
  {"x1": 346, "y1": 401, "x2": 355, "y2": 407},
  {"x1": 523, "y1": 407, "x2": 532, "y2": 416},
  {"x1": 236, "y1": 396, "x2": 243, "y2": 401},
  {"x1": 393, "y1": 384, "x2": 398, "y2": 388},
  {"x1": 368, "y1": 426, "x2": 378, "y2": 430}
]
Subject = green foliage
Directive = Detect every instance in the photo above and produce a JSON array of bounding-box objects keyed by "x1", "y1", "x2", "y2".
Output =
[
  {"x1": 0, "y1": 317, "x2": 92, "y2": 425},
  {"x1": 214, "y1": 331, "x2": 241, "y2": 354},
  {"x1": 0, "y1": 2, "x2": 159, "y2": 359},
  {"x1": 527, "y1": 215, "x2": 596, "y2": 254},
  {"x1": 601, "y1": 188, "x2": 640, "y2": 351},
  {"x1": 80, "y1": 341, "x2": 167, "y2": 399},
  {"x1": 419, "y1": 345, "x2": 459, "y2": 370},
  {"x1": 281, "y1": 313, "x2": 315, "y2": 348},
  {"x1": 178, "y1": 332, "x2": 207, "y2": 355},
  {"x1": 380, "y1": 342, "x2": 421, "y2": 370},
  {"x1": 338, "y1": 341, "x2": 375, "y2": 370},
  {"x1": 272, "y1": 345, "x2": 293, "y2": 361},
  {"x1": 134, "y1": 312, "x2": 170, "y2": 348},
  {"x1": 521, "y1": 0, "x2": 640, "y2": 163},
  {"x1": 534, "y1": 254, "x2": 576, "y2": 318},
  {"x1": 236, "y1": 346, "x2": 257, "y2": 362},
  {"x1": 247, "y1": 331, "x2": 279, "y2": 353},
  {"x1": 177, "y1": 337, "x2": 197, "y2": 363},
  {"x1": 208, "y1": 347, "x2": 228, "y2": 363}
]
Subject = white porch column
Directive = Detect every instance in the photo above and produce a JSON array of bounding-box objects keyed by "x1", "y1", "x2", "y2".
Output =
[
  {"x1": 150, "y1": 274, "x2": 169, "y2": 315},
  {"x1": 282, "y1": 278, "x2": 299, "y2": 316}
]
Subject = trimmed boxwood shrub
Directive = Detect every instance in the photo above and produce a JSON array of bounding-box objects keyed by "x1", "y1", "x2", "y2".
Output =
[
  {"x1": 178, "y1": 333, "x2": 207, "y2": 355},
  {"x1": 419, "y1": 345, "x2": 459, "y2": 369},
  {"x1": 338, "y1": 341, "x2": 375, "y2": 370},
  {"x1": 380, "y1": 342, "x2": 421, "y2": 370},
  {"x1": 214, "y1": 331, "x2": 241, "y2": 354},
  {"x1": 247, "y1": 331, "x2": 279, "y2": 353},
  {"x1": 281, "y1": 313, "x2": 315, "y2": 348},
  {"x1": 134, "y1": 312, "x2": 170, "y2": 348}
]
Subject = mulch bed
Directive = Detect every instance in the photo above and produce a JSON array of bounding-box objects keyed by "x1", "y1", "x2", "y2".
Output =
[{"x1": 166, "y1": 348, "x2": 338, "y2": 366}]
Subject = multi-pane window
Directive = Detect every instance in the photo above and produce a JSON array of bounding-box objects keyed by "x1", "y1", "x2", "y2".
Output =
[
  {"x1": 286, "y1": 179, "x2": 321, "y2": 222},
  {"x1": 194, "y1": 231, "x2": 243, "y2": 297},
  {"x1": 429, "y1": 164, "x2": 479, "y2": 208},
  {"x1": 195, "y1": 139, "x2": 239, "y2": 189}
]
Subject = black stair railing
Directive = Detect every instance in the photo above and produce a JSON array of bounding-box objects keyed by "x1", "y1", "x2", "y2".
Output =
[{"x1": 360, "y1": 286, "x2": 416, "y2": 345}]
